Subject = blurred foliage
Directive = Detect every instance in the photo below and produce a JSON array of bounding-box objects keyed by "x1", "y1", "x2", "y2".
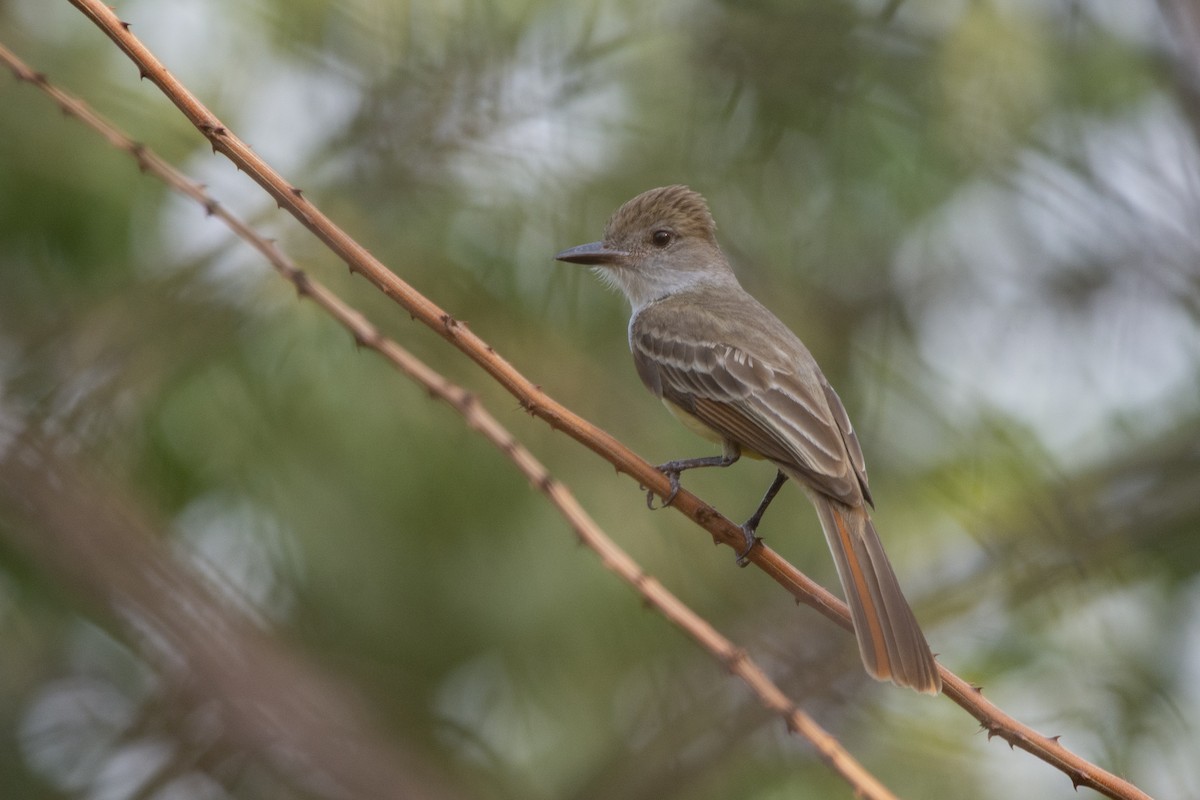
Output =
[{"x1": 1, "y1": 0, "x2": 1199, "y2": 798}]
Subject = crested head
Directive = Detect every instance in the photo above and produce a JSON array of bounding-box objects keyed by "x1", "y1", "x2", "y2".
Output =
[
  {"x1": 554, "y1": 185, "x2": 739, "y2": 311},
  {"x1": 604, "y1": 185, "x2": 717, "y2": 245}
]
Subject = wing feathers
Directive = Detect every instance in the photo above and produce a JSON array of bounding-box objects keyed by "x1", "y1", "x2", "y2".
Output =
[{"x1": 631, "y1": 307, "x2": 868, "y2": 505}]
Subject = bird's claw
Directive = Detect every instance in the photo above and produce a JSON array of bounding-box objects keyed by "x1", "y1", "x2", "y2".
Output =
[
  {"x1": 734, "y1": 527, "x2": 761, "y2": 567},
  {"x1": 645, "y1": 466, "x2": 682, "y2": 510}
]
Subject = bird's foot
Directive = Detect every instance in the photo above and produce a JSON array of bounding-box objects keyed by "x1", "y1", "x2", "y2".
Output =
[
  {"x1": 734, "y1": 525, "x2": 761, "y2": 567},
  {"x1": 645, "y1": 454, "x2": 735, "y2": 510},
  {"x1": 645, "y1": 466, "x2": 683, "y2": 510}
]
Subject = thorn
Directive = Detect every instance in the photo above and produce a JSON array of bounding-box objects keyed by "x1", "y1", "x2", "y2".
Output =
[
  {"x1": 292, "y1": 271, "x2": 312, "y2": 297},
  {"x1": 536, "y1": 473, "x2": 555, "y2": 493},
  {"x1": 350, "y1": 326, "x2": 376, "y2": 350},
  {"x1": 203, "y1": 199, "x2": 219, "y2": 217},
  {"x1": 138, "y1": 69, "x2": 149, "y2": 81},
  {"x1": 440, "y1": 313, "x2": 458, "y2": 329},
  {"x1": 120, "y1": 20, "x2": 132, "y2": 32},
  {"x1": 290, "y1": 186, "x2": 303, "y2": 198},
  {"x1": 721, "y1": 646, "x2": 746, "y2": 675}
]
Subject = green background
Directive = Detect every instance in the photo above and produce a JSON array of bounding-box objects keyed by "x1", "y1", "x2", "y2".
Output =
[{"x1": 1, "y1": 1, "x2": 1197, "y2": 798}]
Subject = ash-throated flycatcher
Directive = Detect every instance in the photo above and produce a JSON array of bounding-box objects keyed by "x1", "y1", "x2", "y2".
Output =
[{"x1": 555, "y1": 185, "x2": 940, "y2": 694}]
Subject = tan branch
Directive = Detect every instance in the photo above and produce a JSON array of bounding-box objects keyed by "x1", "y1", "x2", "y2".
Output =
[
  {"x1": 36, "y1": 6, "x2": 1159, "y2": 798},
  {"x1": 0, "y1": 41, "x2": 899, "y2": 800}
]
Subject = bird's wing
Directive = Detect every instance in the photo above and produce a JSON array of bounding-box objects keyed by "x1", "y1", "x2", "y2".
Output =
[
  {"x1": 631, "y1": 315, "x2": 870, "y2": 506},
  {"x1": 819, "y1": 375, "x2": 872, "y2": 506}
]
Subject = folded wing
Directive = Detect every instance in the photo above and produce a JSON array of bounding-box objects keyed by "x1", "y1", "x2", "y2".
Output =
[{"x1": 631, "y1": 314, "x2": 872, "y2": 507}]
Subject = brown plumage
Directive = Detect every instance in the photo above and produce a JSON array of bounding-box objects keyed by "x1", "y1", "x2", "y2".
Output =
[
  {"x1": 605, "y1": 184, "x2": 717, "y2": 244},
  {"x1": 555, "y1": 186, "x2": 941, "y2": 694}
]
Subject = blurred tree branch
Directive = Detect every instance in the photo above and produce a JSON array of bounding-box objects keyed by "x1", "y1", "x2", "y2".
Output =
[{"x1": 0, "y1": 435, "x2": 467, "y2": 800}]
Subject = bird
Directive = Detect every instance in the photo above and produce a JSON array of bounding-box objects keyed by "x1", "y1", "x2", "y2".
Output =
[{"x1": 554, "y1": 185, "x2": 941, "y2": 694}]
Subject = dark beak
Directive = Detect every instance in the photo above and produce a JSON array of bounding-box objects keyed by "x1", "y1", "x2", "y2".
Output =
[{"x1": 554, "y1": 241, "x2": 629, "y2": 266}]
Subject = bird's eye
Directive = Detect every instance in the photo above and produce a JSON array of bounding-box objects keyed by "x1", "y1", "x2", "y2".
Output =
[{"x1": 651, "y1": 229, "x2": 673, "y2": 247}]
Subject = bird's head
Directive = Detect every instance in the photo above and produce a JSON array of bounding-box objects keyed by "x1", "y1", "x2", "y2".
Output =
[{"x1": 555, "y1": 185, "x2": 737, "y2": 309}]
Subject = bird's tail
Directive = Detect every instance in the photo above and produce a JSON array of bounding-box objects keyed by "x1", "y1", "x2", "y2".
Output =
[{"x1": 804, "y1": 488, "x2": 941, "y2": 694}]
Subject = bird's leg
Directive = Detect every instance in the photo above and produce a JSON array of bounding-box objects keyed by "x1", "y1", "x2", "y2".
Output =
[
  {"x1": 647, "y1": 447, "x2": 740, "y2": 510},
  {"x1": 735, "y1": 470, "x2": 788, "y2": 566}
]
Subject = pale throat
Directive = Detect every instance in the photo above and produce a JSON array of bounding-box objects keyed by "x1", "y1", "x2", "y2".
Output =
[{"x1": 600, "y1": 264, "x2": 735, "y2": 313}]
